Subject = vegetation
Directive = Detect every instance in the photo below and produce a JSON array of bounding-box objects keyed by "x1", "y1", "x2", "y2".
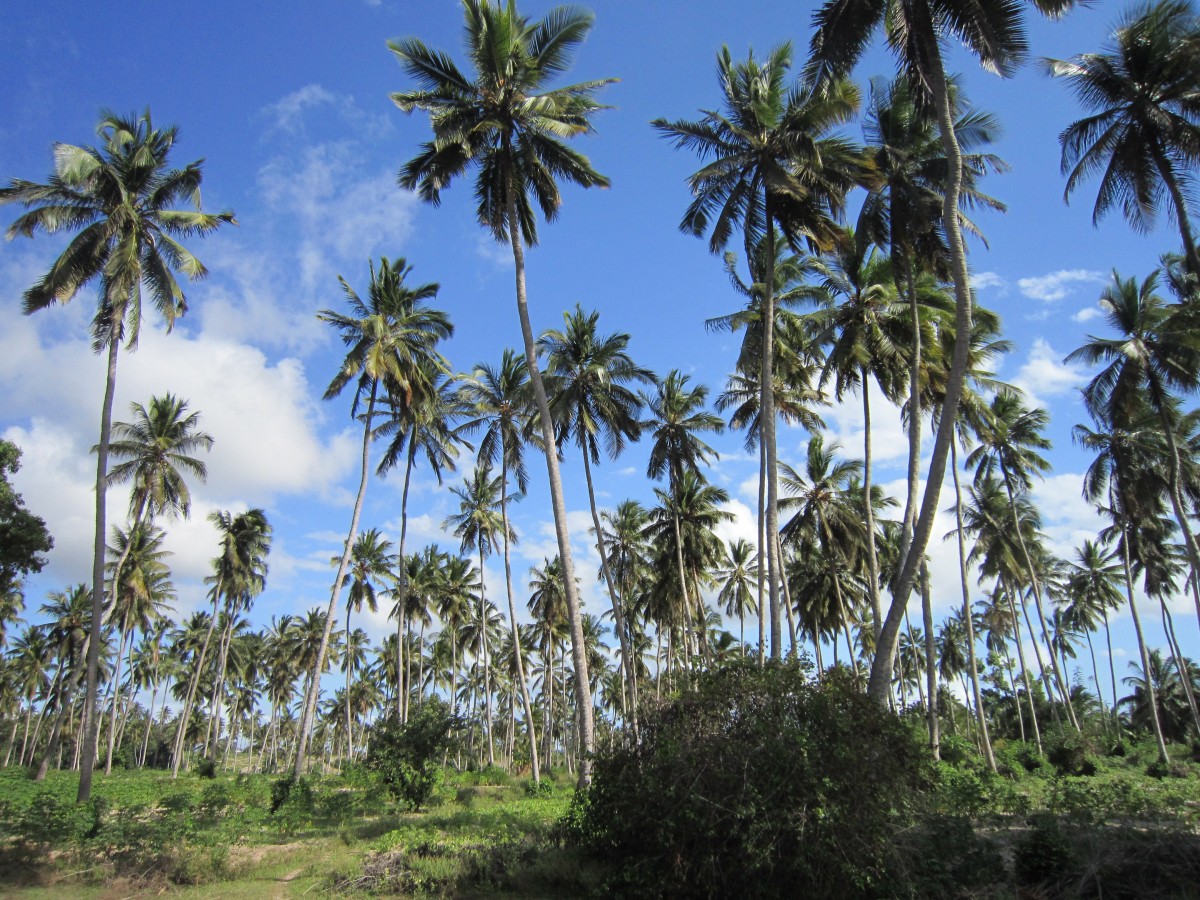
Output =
[{"x1": 7, "y1": 0, "x2": 1200, "y2": 895}]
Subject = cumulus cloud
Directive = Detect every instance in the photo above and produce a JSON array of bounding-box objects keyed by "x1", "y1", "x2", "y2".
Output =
[
  {"x1": 1011, "y1": 339, "x2": 1086, "y2": 408},
  {"x1": 1072, "y1": 305, "x2": 1102, "y2": 323},
  {"x1": 1018, "y1": 269, "x2": 1104, "y2": 303}
]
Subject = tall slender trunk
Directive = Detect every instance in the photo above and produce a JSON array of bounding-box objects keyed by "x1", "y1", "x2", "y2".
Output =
[
  {"x1": 861, "y1": 368, "x2": 882, "y2": 639},
  {"x1": 478, "y1": 546, "x2": 495, "y2": 768},
  {"x1": 1004, "y1": 584, "x2": 1043, "y2": 754},
  {"x1": 502, "y1": 162, "x2": 593, "y2": 787},
  {"x1": 204, "y1": 609, "x2": 237, "y2": 754},
  {"x1": 1151, "y1": 139, "x2": 1200, "y2": 278},
  {"x1": 921, "y1": 559, "x2": 939, "y2": 759},
  {"x1": 500, "y1": 453, "x2": 540, "y2": 783},
  {"x1": 760, "y1": 212, "x2": 782, "y2": 660},
  {"x1": 102, "y1": 624, "x2": 131, "y2": 774},
  {"x1": 999, "y1": 464, "x2": 1078, "y2": 729},
  {"x1": 292, "y1": 385, "x2": 377, "y2": 777},
  {"x1": 79, "y1": 336, "x2": 121, "y2": 803},
  {"x1": 757, "y1": 445, "x2": 767, "y2": 665},
  {"x1": 951, "y1": 445, "x2": 995, "y2": 771},
  {"x1": 870, "y1": 49, "x2": 974, "y2": 704},
  {"x1": 396, "y1": 438, "x2": 416, "y2": 722},
  {"x1": 1158, "y1": 599, "x2": 1200, "y2": 734},
  {"x1": 1119, "y1": 536, "x2": 1170, "y2": 765},
  {"x1": 172, "y1": 586, "x2": 222, "y2": 777},
  {"x1": 582, "y1": 452, "x2": 638, "y2": 740}
]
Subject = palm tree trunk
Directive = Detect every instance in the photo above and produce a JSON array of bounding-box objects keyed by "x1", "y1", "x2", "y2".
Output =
[
  {"x1": 1004, "y1": 585, "x2": 1043, "y2": 754},
  {"x1": 869, "y1": 45, "x2": 973, "y2": 705},
  {"x1": 205, "y1": 613, "x2": 236, "y2": 754},
  {"x1": 756, "y1": 445, "x2": 767, "y2": 665},
  {"x1": 103, "y1": 624, "x2": 131, "y2": 774},
  {"x1": 345, "y1": 604, "x2": 356, "y2": 759},
  {"x1": 140, "y1": 679, "x2": 160, "y2": 768},
  {"x1": 500, "y1": 454, "x2": 540, "y2": 783},
  {"x1": 292, "y1": 385, "x2": 376, "y2": 778},
  {"x1": 759, "y1": 213, "x2": 783, "y2": 662},
  {"x1": 1150, "y1": 140, "x2": 1200, "y2": 277},
  {"x1": 478, "y1": 545, "x2": 495, "y2": 768},
  {"x1": 1119, "y1": 536, "x2": 1170, "y2": 764},
  {"x1": 172, "y1": 579, "x2": 223, "y2": 776},
  {"x1": 582, "y1": 451, "x2": 638, "y2": 740},
  {"x1": 951, "y1": 447, "x2": 995, "y2": 770},
  {"x1": 1158, "y1": 599, "x2": 1200, "y2": 735},
  {"x1": 503, "y1": 163, "x2": 593, "y2": 787},
  {"x1": 861, "y1": 367, "x2": 882, "y2": 640},
  {"x1": 36, "y1": 654, "x2": 83, "y2": 782},
  {"x1": 921, "y1": 559, "x2": 940, "y2": 759},
  {"x1": 78, "y1": 335, "x2": 121, "y2": 803},
  {"x1": 999, "y1": 465, "x2": 1078, "y2": 729},
  {"x1": 397, "y1": 438, "x2": 416, "y2": 722}
]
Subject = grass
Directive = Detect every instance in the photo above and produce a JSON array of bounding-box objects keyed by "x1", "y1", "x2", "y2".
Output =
[{"x1": 1, "y1": 739, "x2": 1198, "y2": 897}]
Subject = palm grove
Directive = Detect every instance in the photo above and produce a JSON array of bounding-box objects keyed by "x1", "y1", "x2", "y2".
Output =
[{"x1": 4, "y1": 0, "x2": 1200, "y2": 800}]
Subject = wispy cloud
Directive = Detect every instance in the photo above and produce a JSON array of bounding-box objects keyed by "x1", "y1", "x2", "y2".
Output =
[
  {"x1": 1011, "y1": 338, "x2": 1086, "y2": 407},
  {"x1": 971, "y1": 271, "x2": 1007, "y2": 292},
  {"x1": 1018, "y1": 269, "x2": 1104, "y2": 303}
]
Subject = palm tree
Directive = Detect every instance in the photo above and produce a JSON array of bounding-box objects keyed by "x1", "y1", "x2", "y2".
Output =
[
  {"x1": 298, "y1": 256, "x2": 450, "y2": 777},
  {"x1": 376, "y1": 368, "x2": 471, "y2": 722},
  {"x1": 808, "y1": 0, "x2": 1081, "y2": 704},
  {"x1": 390, "y1": 0, "x2": 614, "y2": 786},
  {"x1": 540, "y1": 305, "x2": 654, "y2": 732},
  {"x1": 1064, "y1": 539, "x2": 1125, "y2": 716},
  {"x1": 644, "y1": 371, "x2": 724, "y2": 663},
  {"x1": 1046, "y1": 1, "x2": 1200, "y2": 277},
  {"x1": 1074, "y1": 405, "x2": 1172, "y2": 763},
  {"x1": 1, "y1": 110, "x2": 235, "y2": 801},
  {"x1": 341, "y1": 528, "x2": 395, "y2": 757},
  {"x1": 653, "y1": 43, "x2": 862, "y2": 660},
  {"x1": 967, "y1": 391, "x2": 1077, "y2": 727},
  {"x1": 444, "y1": 468, "x2": 507, "y2": 767},
  {"x1": 1067, "y1": 269, "x2": 1200, "y2": 631},
  {"x1": 102, "y1": 521, "x2": 173, "y2": 774},
  {"x1": 458, "y1": 350, "x2": 540, "y2": 780},
  {"x1": 33, "y1": 584, "x2": 91, "y2": 781},
  {"x1": 105, "y1": 394, "x2": 212, "y2": 598},
  {"x1": 171, "y1": 509, "x2": 271, "y2": 776},
  {"x1": 715, "y1": 539, "x2": 758, "y2": 654}
]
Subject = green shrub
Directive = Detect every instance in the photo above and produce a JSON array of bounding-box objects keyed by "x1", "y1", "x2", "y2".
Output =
[
  {"x1": 16, "y1": 791, "x2": 105, "y2": 846},
  {"x1": 569, "y1": 661, "x2": 932, "y2": 899},
  {"x1": 1046, "y1": 728, "x2": 1098, "y2": 777},
  {"x1": 194, "y1": 757, "x2": 217, "y2": 779},
  {"x1": 1014, "y1": 814, "x2": 1075, "y2": 890},
  {"x1": 365, "y1": 699, "x2": 461, "y2": 811}
]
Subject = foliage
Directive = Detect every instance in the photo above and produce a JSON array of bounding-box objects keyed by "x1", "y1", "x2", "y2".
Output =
[
  {"x1": 1046, "y1": 726, "x2": 1099, "y2": 777},
  {"x1": 365, "y1": 699, "x2": 461, "y2": 810},
  {"x1": 569, "y1": 660, "x2": 932, "y2": 898},
  {"x1": 0, "y1": 440, "x2": 52, "y2": 598}
]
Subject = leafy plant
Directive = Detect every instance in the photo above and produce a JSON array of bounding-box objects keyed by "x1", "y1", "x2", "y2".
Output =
[
  {"x1": 570, "y1": 661, "x2": 932, "y2": 898},
  {"x1": 365, "y1": 699, "x2": 461, "y2": 811}
]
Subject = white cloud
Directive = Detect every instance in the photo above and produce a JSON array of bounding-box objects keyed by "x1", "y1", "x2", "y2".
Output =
[
  {"x1": 1011, "y1": 338, "x2": 1086, "y2": 407},
  {"x1": 1072, "y1": 305, "x2": 1102, "y2": 323},
  {"x1": 971, "y1": 271, "x2": 1007, "y2": 292},
  {"x1": 1017, "y1": 269, "x2": 1104, "y2": 303},
  {"x1": 262, "y1": 84, "x2": 338, "y2": 135}
]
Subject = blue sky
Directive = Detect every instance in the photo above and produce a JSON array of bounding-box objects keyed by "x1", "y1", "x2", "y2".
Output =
[{"x1": 1, "y1": 0, "x2": 1195, "y2": 700}]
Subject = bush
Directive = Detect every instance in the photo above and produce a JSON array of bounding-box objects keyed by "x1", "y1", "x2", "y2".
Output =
[
  {"x1": 365, "y1": 699, "x2": 461, "y2": 811},
  {"x1": 569, "y1": 661, "x2": 932, "y2": 899},
  {"x1": 1046, "y1": 728, "x2": 1098, "y2": 777},
  {"x1": 194, "y1": 757, "x2": 217, "y2": 779}
]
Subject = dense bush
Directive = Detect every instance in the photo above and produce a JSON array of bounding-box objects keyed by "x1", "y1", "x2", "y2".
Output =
[
  {"x1": 365, "y1": 699, "x2": 461, "y2": 811},
  {"x1": 569, "y1": 661, "x2": 932, "y2": 898}
]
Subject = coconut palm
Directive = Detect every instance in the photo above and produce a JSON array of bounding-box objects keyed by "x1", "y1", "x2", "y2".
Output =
[
  {"x1": 653, "y1": 43, "x2": 862, "y2": 660},
  {"x1": 297, "y1": 256, "x2": 450, "y2": 777},
  {"x1": 376, "y1": 368, "x2": 471, "y2": 722},
  {"x1": 1074, "y1": 404, "x2": 1172, "y2": 763},
  {"x1": 1064, "y1": 539, "x2": 1125, "y2": 715},
  {"x1": 967, "y1": 391, "x2": 1077, "y2": 727},
  {"x1": 33, "y1": 584, "x2": 91, "y2": 781},
  {"x1": 390, "y1": 0, "x2": 614, "y2": 785},
  {"x1": 808, "y1": 0, "x2": 1081, "y2": 704},
  {"x1": 1, "y1": 110, "x2": 235, "y2": 801},
  {"x1": 444, "y1": 466, "x2": 508, "y2": 767},
  {"x1": 457, "y1": 350, "x2": 540, "y2": 780},
  {"x1": 540, "y1": 305, "x2": 654, "y2": 732},
  {"x1": 1067, "y1": 269, "x2": 1200, "y2": 631},
  {"x1": 341, "y1": 529, "x2": 396, "y2": 757},
  {"x1": 171, "y1": 508, "x2": 270, "y2": 776},
  {"x1": 1046, "y1": 1, "x2": 1200, "y2": 276},
  {"x1": 715, "y1": 539, "x2": 758, "y2": 655}
]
